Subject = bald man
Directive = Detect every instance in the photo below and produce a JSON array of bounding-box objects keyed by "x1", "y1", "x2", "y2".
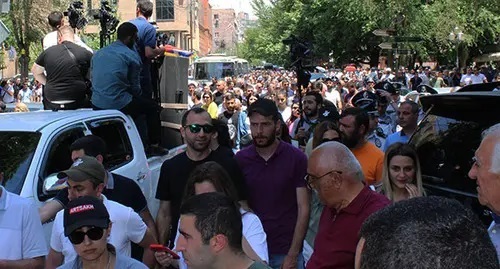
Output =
[
  {"x1": 305, "y1": 142, "x2": 390, "y2": 269},
  {"x1": 32, "y1": 25, "x2": 93, "y2": 110},
  {"x1": 469, "y1": 123, "x2": 500, "y2": 260}
]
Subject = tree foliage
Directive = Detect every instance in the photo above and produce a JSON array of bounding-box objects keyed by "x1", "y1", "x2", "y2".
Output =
[{"x1": 239, "y1": 0, "x2": 500, "y2": 68}]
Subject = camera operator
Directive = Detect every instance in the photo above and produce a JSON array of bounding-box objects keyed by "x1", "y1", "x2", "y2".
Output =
[
  {"x1": 91, "y1": 22, "x2": 164, "y2": 155},
  {"x1": 32, "y1": 25, "x2": 93, "y2": 110},
  {"x1": 129, "y1": 0, "x2": 165, "y2": 99},
  {"x1": 42, "y1": 11, "x2": 93, "y2": 53}
]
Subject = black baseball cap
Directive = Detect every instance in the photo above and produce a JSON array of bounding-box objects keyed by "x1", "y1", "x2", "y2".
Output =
[
  {"x1": 57, "y1": 156, "x2": 106, "y2": 186},
  {"x1": 248, "y1": 98, "x2": 279, "y2": 120},
  {"x1": 64, "y1": 196, "x2": 110, "y2": 236}
]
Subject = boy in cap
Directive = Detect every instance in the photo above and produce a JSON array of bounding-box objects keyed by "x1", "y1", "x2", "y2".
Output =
[
  {"x1": 58, "y1": 196, "x2": 147, "y2": 268},
  {"x1": 45, "y1": 156, "x2": 157, "y2": 268}
]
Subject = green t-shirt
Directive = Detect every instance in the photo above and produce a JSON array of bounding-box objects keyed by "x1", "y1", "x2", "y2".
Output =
[{"x1": 248, "y1": 261, "x2": 272, "y2": 269}]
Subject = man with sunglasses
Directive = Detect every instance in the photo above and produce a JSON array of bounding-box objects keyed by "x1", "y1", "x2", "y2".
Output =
[
  {"x1": 58, "y1": 196, "x2": 148, "y2": 268},
  {"x1": 46, "y1": 156, "x2": 157, "y2": 268},
  {"x1": 155, "y1": 107, "x2": 247, "y2": 251},
  {"x1": 306, "y1": 142, "x2": 389, "y2": 269}
]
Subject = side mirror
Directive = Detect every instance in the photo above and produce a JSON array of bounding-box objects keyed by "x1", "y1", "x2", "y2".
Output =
[{"x1": 43, "y1": 173, "x2": 68, "y2": 194}]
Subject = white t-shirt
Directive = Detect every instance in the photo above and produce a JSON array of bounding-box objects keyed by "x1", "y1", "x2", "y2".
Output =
[
  {"x1": 470, "y1": 73, "x2": 486, "y2": 84},
  {"x1": 174, "y1": 209, "x2": 269, "y2": 269},
  {"x1": 19, "y1": 89, "x2": 32, "y2": 103},
  {"x1": 43, "y1": 31, "x2": 93, "y2": 53},
  {"x1": 279, "y1": 106, "x2": 292, "y2": 123},
  {"x1": 50, "y1": 195, "x2": 147, "y2": 263}
]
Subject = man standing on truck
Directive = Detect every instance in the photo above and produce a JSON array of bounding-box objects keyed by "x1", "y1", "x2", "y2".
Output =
[
  {"x1": 155, "y1": 107, "x2": 247, "y2": 248},
  {"x1": 91, "y1": 22, "x2": 164, "y2": 155},
  {"x1": 32, "y1": 25, "x2": 93, "y2": 110},
  {"x1": 38, "y1": 135, "x2": 158, "y2": 260},
  {"x1": 0, "y1": 163, "x2": 48, "y2": 269},
  {"x1": 469, "y1": 123, "x2": 500, "y2": 260},
  {"x1": 45, "y1": 156, "x2": 157, "y2": 268}
]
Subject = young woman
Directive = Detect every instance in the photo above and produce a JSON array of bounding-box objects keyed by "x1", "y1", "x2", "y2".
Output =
[
  {"x1": 58, "y1": 196, "x2": 147, "y2": 269},
  {"x1": 379, "y1": 142, "x2": 425, "y2": 202},
  {"x1": 276, "y1": 90, "x2": 291, "y2": 123},
  {"x1": 154, "y1": 162, "x2": 268, "y2": 268},
  {"x1": 201, "y1": 91, "x2": 218, "y2": 119}
]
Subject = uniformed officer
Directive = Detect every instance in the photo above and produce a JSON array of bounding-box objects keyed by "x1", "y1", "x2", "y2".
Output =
[{"x1": 351, "y1": 90, "x2": 387, "y2": 149}]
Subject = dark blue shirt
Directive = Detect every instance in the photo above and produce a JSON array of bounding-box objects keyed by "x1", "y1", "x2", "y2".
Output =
[
  {"x1": 130, "y1": 17, "x2": 157, "y2": 96},
  {"x1": 91, "y1": 41, "x2": 141, "y2": 109}
]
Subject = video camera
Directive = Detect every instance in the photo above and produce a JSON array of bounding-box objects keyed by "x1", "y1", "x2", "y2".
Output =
[
  {"x1": 64, "y1": 1, "x2": 87, "y2": 29},
  {"x1": 93, "y1": 1, "x2": 119, "y2": 36},
  {"x1": 282, "y1": 35, "x2": 312, "y2": 90}
]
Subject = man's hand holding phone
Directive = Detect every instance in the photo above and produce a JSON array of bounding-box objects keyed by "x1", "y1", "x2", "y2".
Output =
[{"x1": 150, "y1": 244, "x2": 180, "y2": 267}]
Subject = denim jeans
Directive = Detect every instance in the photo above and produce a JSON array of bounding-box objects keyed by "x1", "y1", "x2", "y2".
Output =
[{"x1": 269, "y1": 253, "x2": 305, "y2": 269}]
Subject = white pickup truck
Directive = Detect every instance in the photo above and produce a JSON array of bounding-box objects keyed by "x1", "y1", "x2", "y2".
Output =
[{"x1": 0, "y1": 109, "x2": 184, "y2": 240}]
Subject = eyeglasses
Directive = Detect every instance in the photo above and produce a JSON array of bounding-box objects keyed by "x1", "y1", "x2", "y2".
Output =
[
  {"x1": 304, "y1": 170, "x2": 342, "y2": 189},
  {"x1": 292, "y1": 106, "x2": 299, "y2": 110},
  {"x1": 203, "y1": 96, "x2": 210, "y2": 99},
  {"x1": 320, "y1": 137, "x2": 341, "y2": 144},
  {"x1": 185, "y1": 124, "x2": 214, "y2": 134},
  {"x1": 68, "y1": 227, "x2": 105, "y2": 244}
]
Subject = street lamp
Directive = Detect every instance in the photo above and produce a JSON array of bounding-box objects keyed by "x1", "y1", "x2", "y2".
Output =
[{"x1": 449, "y1": 26, "x2": 463, "y2": 69}]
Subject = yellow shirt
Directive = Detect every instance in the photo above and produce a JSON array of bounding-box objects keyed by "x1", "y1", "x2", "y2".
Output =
[{"x1": 202, "y1": 102, "x2": 218, "y2": 119}]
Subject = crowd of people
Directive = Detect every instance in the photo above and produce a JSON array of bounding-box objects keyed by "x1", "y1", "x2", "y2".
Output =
[{"x1": 1, "y1": 1, "x2": 500, "y2": 268}]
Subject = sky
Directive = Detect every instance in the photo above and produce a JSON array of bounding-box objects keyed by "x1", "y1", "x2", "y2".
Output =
[{"x1": 209, "y1": 0, "x2": 265, "y2": 19}]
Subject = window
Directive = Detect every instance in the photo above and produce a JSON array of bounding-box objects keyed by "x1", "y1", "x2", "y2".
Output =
[
  {"x1": 214, "y1": 32, "x2": 219, "y2": 39},
  {"x1": 0, "y1": 131, "x2": 41, "y2": 195},
  {"x1": 214, "y1": 14, "x2": 218, "y2": 20},
  {"x1": 214, "y1": 19, "x2": 219, "y2": 28},
  {"x1": 86, "y1": 118, "x2": 133, "y2": 170},
  {"x1": 156, "y1": 0, "x2": 174, "y2": 20}
]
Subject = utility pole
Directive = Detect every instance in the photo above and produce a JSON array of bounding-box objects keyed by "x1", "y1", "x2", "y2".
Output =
[{"x1": 189, "y1": 0, "x2": 193, "y2": 51}]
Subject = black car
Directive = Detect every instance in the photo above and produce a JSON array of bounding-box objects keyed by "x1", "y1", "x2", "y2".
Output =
[{"x1": 410, "y1": 89, "x2": 500, "y2": 225}]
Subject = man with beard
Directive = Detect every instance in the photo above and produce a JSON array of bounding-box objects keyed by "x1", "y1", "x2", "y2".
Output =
[
  {"x1": 91, "y1": 22, "x2": 163, "y2": 154},
  {"x1": 155, "y1": 107, "x2": 247, "y2": 249},
  {"x1": 291, "y1": 92, "x2": 322, "y2": 147},
  {"x1": 339, "y1": 108, "x2": 384, "y2": 186},
  {"x1": 236, "y1": 99, "x2": 310, "y2": 269},
  {"x1": 218, "y1": 92, "x2": 249, "y2": 150},
  {"x1": 383, "y1": 101, "x2": 419, "y2": 151}
]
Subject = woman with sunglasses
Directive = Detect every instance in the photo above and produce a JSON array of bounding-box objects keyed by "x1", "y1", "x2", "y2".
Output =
[
  {"x1": 154, "y1": 161, "x2": 268, "y2": 268},
  {"x1": 201, "y1": 91, "x2": 218, "y2": 119},
  {"x1": 379, "y1": 143, "x2": 425, "y2": 202},
  {"x1": 58, "y1": 196, "x2": 147, "y2": 269}
]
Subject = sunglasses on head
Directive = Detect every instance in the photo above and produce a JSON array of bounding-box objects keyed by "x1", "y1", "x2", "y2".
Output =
[
  {"x1": 321, "y1": 137, "x2": 341, "y2": 144},
  {"x1": 68, "y1": 226, "x2": 105, "y2": 245},
  {"x1": 186, "y1": 124, "x2": 214, "y2": 134}
]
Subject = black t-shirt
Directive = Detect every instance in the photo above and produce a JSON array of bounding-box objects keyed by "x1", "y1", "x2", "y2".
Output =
[
  {"x1": 54, "y1": 173, "x2": 147, "y2": 213},
  {"x1": 410, "y1": 76, "x2": 423, "y2": 91},
  {"x1": 35, "y1": 41, "x2": 93, "y2": 102},
  {"x1": 156, "y1": 150, "x2": 247, "y2": 244}
]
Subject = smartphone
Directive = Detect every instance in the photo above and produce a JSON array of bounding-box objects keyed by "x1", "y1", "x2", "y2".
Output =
[{"x1": 149, "y1": 244, "x2": 180, "y2": 259}]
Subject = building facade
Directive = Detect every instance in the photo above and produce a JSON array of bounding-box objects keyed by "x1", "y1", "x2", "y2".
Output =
[{"x1": 212, "y1": 8, "x2": 238, "y2": 54}]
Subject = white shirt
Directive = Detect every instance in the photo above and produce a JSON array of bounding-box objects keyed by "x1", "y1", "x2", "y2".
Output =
[
  {"x1": 50, "y1": 195, "x2": 147, "y2": 263},
  {"x1": 19, "y1": 89, "x2": 32, "y2": 103},
  {"x1": 43, "y1": 31, "x2": 93, "y2": 53},
  {"x1": 174, "y1": 209, "x2": 269, "y2": 269},
  {"x1": 0, "y1": 186, "x2": 48, "y2": 260},
  {"x1": 279, "y1": 106, "x2": 292, "y2": 123},
  {"x1": 470, "y1": 73, "x2": 487, "y2": 84}
]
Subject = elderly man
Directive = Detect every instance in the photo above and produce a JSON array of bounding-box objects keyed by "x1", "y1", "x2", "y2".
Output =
[
  {"x1": 306, "y1": 142, "x2": 390, "y2": 268},
  {"x1": 469, "y1": 123, "x2": 500, "y2": 259}
]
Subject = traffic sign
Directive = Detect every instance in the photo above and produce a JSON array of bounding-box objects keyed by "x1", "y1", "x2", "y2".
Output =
[
  {"x1": 372, "y1": 29, "x2": 396, "y2": 37},
  {"x1": 0, "y1": 19, "x2": 10, "y2": 44},
  {"x1": 378, "y1": 42, "x2": 397, "y2": 50}
]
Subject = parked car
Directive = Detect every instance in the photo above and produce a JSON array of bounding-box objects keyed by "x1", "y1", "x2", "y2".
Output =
[
  {"x1": 410, "y1": 86, "x2": 500, "y2": 225},
  {"x1": 0, "y1": 109, "x2": 185, "y2": 242}
]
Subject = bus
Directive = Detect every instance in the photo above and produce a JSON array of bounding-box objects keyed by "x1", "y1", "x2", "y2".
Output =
[{"x1": 193, "y1": 55, "x2": 250, "y2": 84}]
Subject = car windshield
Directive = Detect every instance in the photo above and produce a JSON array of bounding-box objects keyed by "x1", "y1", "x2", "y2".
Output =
[
  {"x1": 410, "y1": 114, "x2": 489, "y2": 193},
  {"x1": 0, "y1": 132, "x2": 41, "y2": 194},
  {"x1": 195, "y1": 62, "x2": 235, "y2": 80}
]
